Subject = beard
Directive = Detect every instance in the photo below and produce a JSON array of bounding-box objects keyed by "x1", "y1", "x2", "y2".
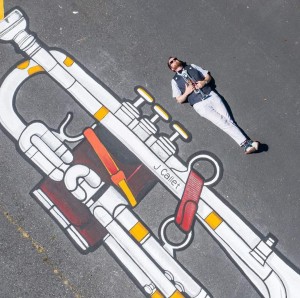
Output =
[{"x1": 173, "y1": 60, "x2": 183, "y2": 71}]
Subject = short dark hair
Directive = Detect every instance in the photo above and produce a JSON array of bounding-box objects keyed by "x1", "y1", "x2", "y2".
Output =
[{"x1": 167, "y1": 56, "x2": 175, "y2": 69}]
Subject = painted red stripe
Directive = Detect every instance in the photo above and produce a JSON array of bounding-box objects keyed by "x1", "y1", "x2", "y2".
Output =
[{"x1": 175, "y1": 170, "x2": 204, "y2": 233}]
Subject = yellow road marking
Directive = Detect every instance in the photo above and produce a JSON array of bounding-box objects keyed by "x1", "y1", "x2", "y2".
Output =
[{"x1": 0, "y1": 204, "x2": 82, "y2": 298}]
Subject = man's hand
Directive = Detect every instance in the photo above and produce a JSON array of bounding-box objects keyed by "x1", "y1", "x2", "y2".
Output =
[
  {"x1": 195, "y1": 74, "x2": 211, "y2": 90},
  {"x1": 175, "y1": 82, "x2": 197, "y2": 104},
  {"x1": 195, "y1": 80, "x2": 206, "y2": 89},
  {"x1": 184, "y1": 82, "x2": 195, "y2": 95},
  {"x1": 176, "y1": 83, "x2": 194, "y2": 104}
]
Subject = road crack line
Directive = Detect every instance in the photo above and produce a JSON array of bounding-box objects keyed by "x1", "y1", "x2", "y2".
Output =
[{"x1": 0, "y1": 204, "x2": 83, "y2": 298}]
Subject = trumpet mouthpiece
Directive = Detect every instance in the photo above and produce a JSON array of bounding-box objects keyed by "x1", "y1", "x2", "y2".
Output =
[{"x1": 0, "y1": 9, "x2": 27, "y2": 42}]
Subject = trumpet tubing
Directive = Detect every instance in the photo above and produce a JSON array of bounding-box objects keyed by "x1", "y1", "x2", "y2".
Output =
[
  {"x1": 103, "y1": 234, "x2": 162, "y2": 297},
  {"x1": 93, "y1": 206, "x2": 184, "y2": 298},
  {"x1": 114, "y1": 206, "x2": 209, "y2": 298}
]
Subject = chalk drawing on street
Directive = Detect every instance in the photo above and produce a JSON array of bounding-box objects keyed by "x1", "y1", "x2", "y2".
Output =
[{"x1": 0, "y1": 8, "x2": 300, "y2": 298}]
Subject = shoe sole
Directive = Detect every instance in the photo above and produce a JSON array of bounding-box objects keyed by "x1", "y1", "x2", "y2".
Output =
[
  {"x1": 252, "y1": 141, "x2": 259, "y2": 150},
  {"x1": 245, "y1": 146, "x2": 256, "y2": 154}
]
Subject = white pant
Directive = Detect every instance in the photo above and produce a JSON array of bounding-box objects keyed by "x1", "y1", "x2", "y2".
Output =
[{"x1": 193, "y1": 91, "x2": 246, "y2": 145}]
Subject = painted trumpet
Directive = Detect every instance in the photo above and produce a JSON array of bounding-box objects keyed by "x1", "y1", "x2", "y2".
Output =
[
  {"x1": 1, "y1": 8, "x2": 300, "y2": 298},
  {"x1": 35, "y1": 135, "x2": 209, "y2": 298}
]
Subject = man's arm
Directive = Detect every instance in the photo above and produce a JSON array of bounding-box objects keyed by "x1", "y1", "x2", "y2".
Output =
[{"x1": 190, "y1": 64, "x2": 211, "y2": 89}]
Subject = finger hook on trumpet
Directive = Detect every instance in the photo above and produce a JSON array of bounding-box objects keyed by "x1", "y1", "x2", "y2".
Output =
[{"x1": 159, "y1": 216, "x2": 193, "y2": 257}]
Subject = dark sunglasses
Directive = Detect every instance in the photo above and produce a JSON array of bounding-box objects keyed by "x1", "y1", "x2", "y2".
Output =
[{"x1": 169, "y1": 58, "x2": 177, "y2": 65}]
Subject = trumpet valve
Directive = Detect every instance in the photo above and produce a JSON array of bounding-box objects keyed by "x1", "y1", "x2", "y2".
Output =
[
  {"x1": 150, "y1": 104, "x2": 170, "y2": 124},
  {"x1": 169, "y1": 123, "x2": 189, "y2": 143},
  {"x1": 149, "y1": 136, "x2": 176, "y2": 162},
  {"x1": 116, "y1": 101, "x2": 140, "y2": 126},
  {"x1": 132, "y1": 118, "x2": 157, "y2": 141},
  {"x1": 133, "y1": 87, "x2": 155, "y2": 108},
  {"x1": 149, "y1": 123, "x2": 189, "y2": 161}
]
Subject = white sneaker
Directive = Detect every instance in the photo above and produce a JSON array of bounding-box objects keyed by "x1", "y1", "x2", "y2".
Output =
[{"x1": 243, "y1": 140, "x2": 260, "y2": 154}]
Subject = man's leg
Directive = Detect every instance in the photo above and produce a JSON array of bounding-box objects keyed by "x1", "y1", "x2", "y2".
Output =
[
  {"x1": 209, "y1": 91, "x2": 236, "y2": 124},
  {"x1": 193, "y1": 98, "x2": 247, "y2": 145},
  {"x1": 207, "y1": 92, "x2": 259, "y2": 153}
]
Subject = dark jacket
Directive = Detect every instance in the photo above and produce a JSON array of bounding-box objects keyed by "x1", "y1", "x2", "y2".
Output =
[{"x1": 173, "y1": 64, "x2": 212, "y2": 105}]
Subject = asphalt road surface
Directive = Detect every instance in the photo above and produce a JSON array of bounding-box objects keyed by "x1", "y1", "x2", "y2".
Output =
[{"x1": 0, "y1": 1, "x2": 299, "y2": 297}]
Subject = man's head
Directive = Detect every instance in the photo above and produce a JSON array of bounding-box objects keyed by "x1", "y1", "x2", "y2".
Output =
[{"x1": 167, "y1": 57, "x2": 184, "y2": 72}]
